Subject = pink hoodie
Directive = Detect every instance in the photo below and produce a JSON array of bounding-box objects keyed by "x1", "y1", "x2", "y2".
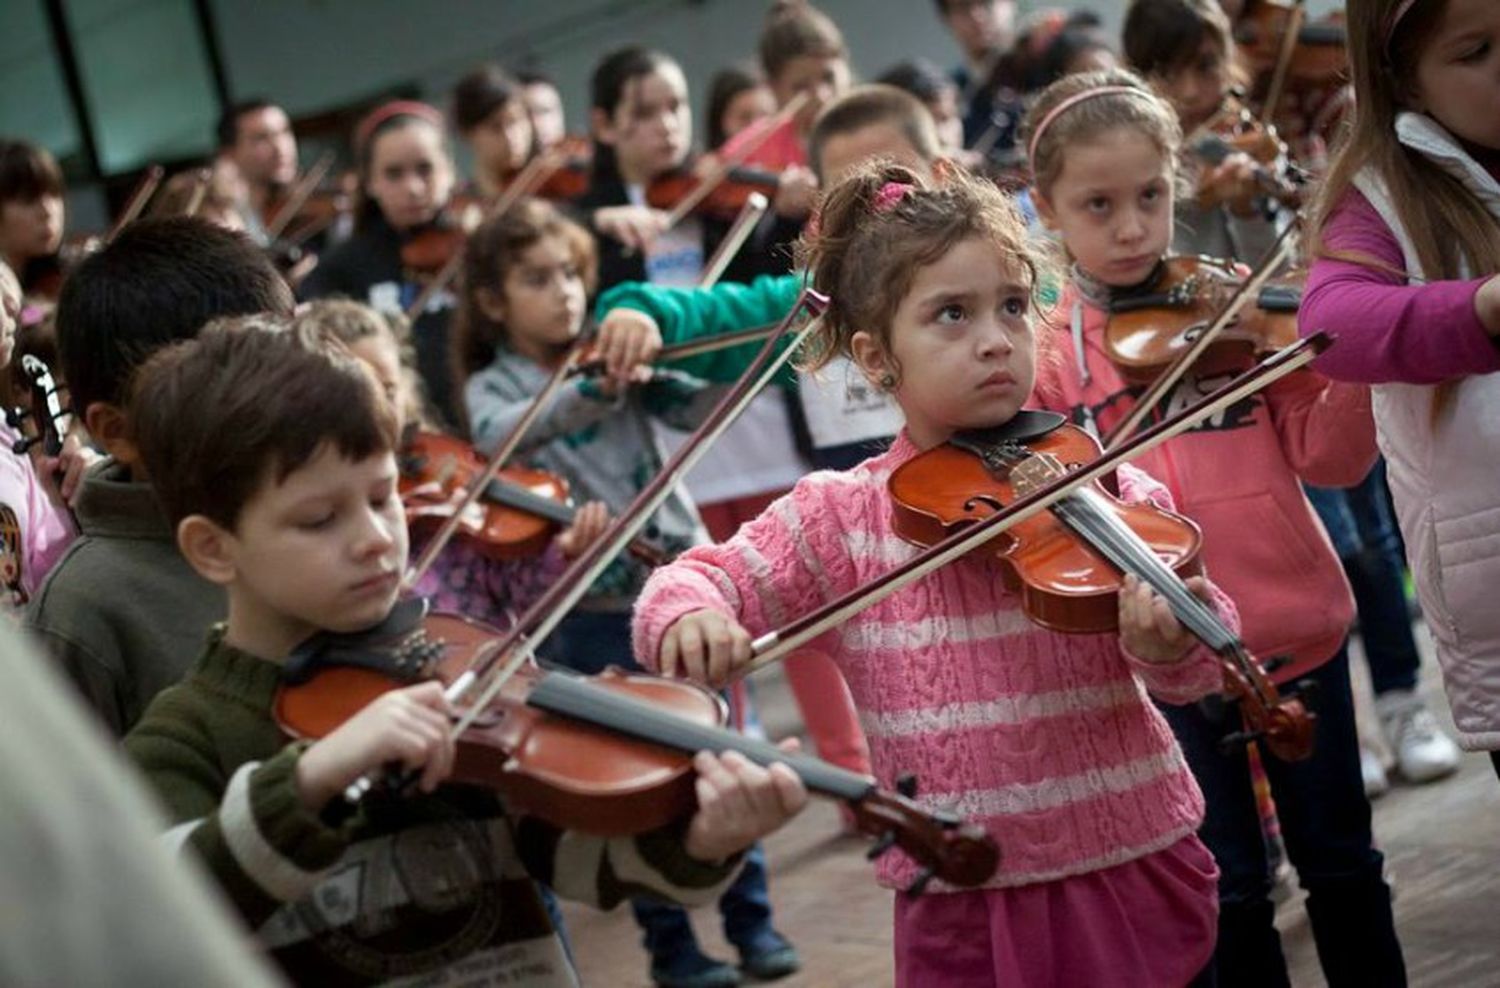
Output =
[
  {"x1": 1033, "y1": 286, "x2": 1377, "y2": 684},
  {"x1": 633, "y1": 432, "x2": 1236, "y2": 891}
]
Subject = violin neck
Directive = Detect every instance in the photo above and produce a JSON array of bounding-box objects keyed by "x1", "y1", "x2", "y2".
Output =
[
  {"x1": 484, "y1": 477, "x2": 577, "y2": 526},
  {"x1": 1053, "y1": 487, "x2": 1241, "y2": 654},
  {"x1": 527, "y1": 671, "x2": 875, "y2": 803}
]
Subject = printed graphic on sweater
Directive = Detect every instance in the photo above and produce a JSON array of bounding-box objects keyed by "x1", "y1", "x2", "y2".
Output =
[
  {"x1": 0, "y1": 503, "x2": 24, "y2": 606},
  {"x1": 1070, "y1": 370, "x2": 1263, "y2": 439}
]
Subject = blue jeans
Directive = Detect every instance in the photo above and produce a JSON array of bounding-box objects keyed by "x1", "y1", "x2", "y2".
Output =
[
  {"x1": 541, "y1": 609, "x2": 780, "y2": 962},
  {"x1": 1304, "y1": 461, "x2": 1420, "y2": 695},
  {"x1": 1159, "y1": 647, "x2": 1405, "y2": 987}
]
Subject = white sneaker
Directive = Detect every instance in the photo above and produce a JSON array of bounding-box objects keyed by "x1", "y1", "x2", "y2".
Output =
[
  {"x1": 1360, "y1": 744, "x2": 1390, "y2": 798},
  {"x1": 1376, "y1": 689, "x2": 1462, "y2": 784}
]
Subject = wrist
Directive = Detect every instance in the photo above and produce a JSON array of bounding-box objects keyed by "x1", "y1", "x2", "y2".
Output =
[{"x1": 1477, "y1": 275, "x2": 1500, "y2": 337}]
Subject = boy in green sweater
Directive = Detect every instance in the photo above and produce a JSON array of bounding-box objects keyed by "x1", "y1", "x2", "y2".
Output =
[{"x1": 124, "y1": 316, "x2": 807, "y2": 987}]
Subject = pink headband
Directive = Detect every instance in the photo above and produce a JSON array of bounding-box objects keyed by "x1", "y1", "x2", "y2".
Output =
[
  {"x1": 872, "y1": 181, "x2": 912, "y2": 213},
  {"x1": 355, "y1": 100, "x2": 444, "y2": 151},
  {"x1": 1026, "y1": 86, "x2": 1148, "y2": 167},
  {"x1": 1384, "y1": 0, "x2": 1418, "y2": 52}
]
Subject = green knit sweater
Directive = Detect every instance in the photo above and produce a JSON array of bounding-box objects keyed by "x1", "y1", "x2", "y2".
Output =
[{"x1": 126, "y1": 628, "x2": 740, "y2": 987}]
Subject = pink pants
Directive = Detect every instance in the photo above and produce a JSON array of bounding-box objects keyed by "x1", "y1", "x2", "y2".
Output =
[
  {"x1": 699, "y1": 493, "x2": 872, "y2": 776},
  {"x1": 892, "y1": 837, "x2": 1218, "y2": 987}
]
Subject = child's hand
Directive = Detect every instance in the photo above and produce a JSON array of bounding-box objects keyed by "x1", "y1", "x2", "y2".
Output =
[
  {"x1": 594, "y1": 308, "x2": 663, "y2": 380},
  {"x1": 295, "y1": 681, "x2": 455, "y2": 810},
  {"x1": 592, "y1": 364, "x2": 654, "y2": 398},
  {"x1": 594, "y1": 205, "x2": 670, "y2": 253},
  {"x1": 659, "y1": 608, "x2": 753, "y2": 687},
  {"x1": 772, "y1": 165, "x2": 818, "y2": 219},
  {"x1": 31, "y1": 433, "x2": 99, "y2": 511},
  {"x1": 557, "y1": 500, "x2": 610, "y2": 559},
  {"x1": 682, "y1": 745, "x2": 808, "y2": 862},
  {"x1": 1196, "y1": 152, "x2": 1261, "y2": 214},
  {"x1": 1118, "y1": 573, "x2": 1210, "y2": 664}
]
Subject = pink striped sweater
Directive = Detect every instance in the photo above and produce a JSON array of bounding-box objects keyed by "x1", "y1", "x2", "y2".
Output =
[{"x1": 633, "y1": 431, "x2": 1237, "y2": 891}]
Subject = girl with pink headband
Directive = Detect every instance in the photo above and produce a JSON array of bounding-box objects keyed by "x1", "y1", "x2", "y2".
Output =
[
  {"x1": 1302, "y1": 0, "x2": 1500, "y2": 783},
  {"x1": 301, "y1": 101, "x2": 467, "y2": 425},
  {"x1": 633, "y1": 158, "x2": 1238, "y2": 986},
  {"x1": 1024, "y1": 66, "x2": 1405, "y2": 987}
]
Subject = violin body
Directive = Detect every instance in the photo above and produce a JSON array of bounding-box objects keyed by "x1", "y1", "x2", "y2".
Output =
[
  {"x1": 889, "y1": 421, "x2": 1204, "y2": 635},
  {"x1": 646, "y1": 164, "x2": 781, "y2": 222},
  {"x1": 400, "y1": 430, "x2": 570, "y2": 559},
  {"x1": 1236, "y1": 0, "x2": 1347, "y2": 88},
  {"x1": 1104, "y1": 256, "x2": 1301, "y2": 385},
  {"x1": 275, "y1": 609, "x2": 726, "y2": 836}
]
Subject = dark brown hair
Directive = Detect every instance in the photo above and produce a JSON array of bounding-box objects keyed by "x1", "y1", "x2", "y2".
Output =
[
  {"x1": 129, "y1": 315, "x2": 397, "y2": 528},
  {"x1": 450, "y1": 197, "x2": 597, "y2": 380},
  {"x1": 1019, "y1": 68, "x2": 1182, "y2": 198},
  {"x1": 760, "y1": 0, "x2": 847, "y2": 82},
  {"x1": 706, "y1": 64, "x2": 766, "y2": 151},
  {"x1": 808, "y1": 84, "x2": 942, "y2": 183},
  {"x1": 797, "y1": 160, "x2": 1046, "y2": 375},
  {"x1": 0, "y1": 139, "x2": 64, "y2": 205},
  {"x1": 451, "y1": 64, "x2": 526, "y2": 133},
  {"x1": 1122, "y1": 0, "x2": 1235, "y2": 79}
]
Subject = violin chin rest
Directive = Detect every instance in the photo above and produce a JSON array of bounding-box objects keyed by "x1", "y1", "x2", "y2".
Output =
[{"x1": 952, "y1": 410, "x2": 1067, "y2": 448}]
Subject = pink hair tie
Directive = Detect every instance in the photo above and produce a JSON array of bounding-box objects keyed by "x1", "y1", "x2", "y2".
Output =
[
  {"x1": 1025, "y1": 85, "x2": 1147, "y2": 170},
  {"x1": 355, "y1": 100, "x2": 444, "y2": 152},
  {"x1": 873, "y1": 181, "x2": 912, "y2": 213},
  {"x1": 1384, "y1": 0, "x2": 1418, "y2": 54}
]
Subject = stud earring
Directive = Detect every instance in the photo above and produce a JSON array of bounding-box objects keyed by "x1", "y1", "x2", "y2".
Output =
[{"x1": 879, "y1": 373, "x2": 897, "y2": 390}]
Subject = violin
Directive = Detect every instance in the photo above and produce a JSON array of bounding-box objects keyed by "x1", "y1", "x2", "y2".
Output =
[
  {"x1": 399, "y1": 430, "x2": 669, "y2": 566},
  {"x1": 1103, "y1": 255, "x2": 1301, "y2": 385},
  {"x1": 1191, "y1": 96, "x2": 1303, "y2": 213},
  {"x1": 273, "y1": 601, "x2": 1001, "y2": 891},
  {"x1": 1235, "y1": 0, "x2": 1347, "y2": 90},
  {"x1": 887, "y1": 412, "x2": 1316, "y2": 761},
  {"x1": 5, "y1": 355, "x2": 70, "y2": 459},
  {"x1": 645, "y1": 164, "x2": 781, "y2": 223}
]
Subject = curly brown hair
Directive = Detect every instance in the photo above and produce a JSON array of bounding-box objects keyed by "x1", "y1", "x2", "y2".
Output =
[{"x1": 797, "y1": 160, "x2": 1048, "y2": 381}]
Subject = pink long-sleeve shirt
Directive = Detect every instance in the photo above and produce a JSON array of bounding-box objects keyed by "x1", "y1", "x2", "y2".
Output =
[
  {"x1": 1301, "y1": 188, "x2": 1500, "y2": 384},
  {"x1": 632, "y1": 432, "x2": 1236, "y2": 891}
]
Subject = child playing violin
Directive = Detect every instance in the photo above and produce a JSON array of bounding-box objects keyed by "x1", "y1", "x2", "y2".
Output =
[
  {"x1": 122, "y1": 316, "x2": 807, "y2": 987},
  {"x1": 1299, "y1": 0, "x2": 1500, "y2": 781},
  {"x1": 633, "y1": 161, "x2": 1233, "y2": 988},
  {"x1": 301, "y1": 101, "x2": 467, "y2": 425},
  {"x1": 297, "y1": 297, "x2": 611, "y2": 630},
  {"x1": 1021, "y1": 69, "x2": 1405, "y2": 987},
  {"x1": 0, "y1": 261, "x2": 76, "y2": 610},
  {"x1": 0, "y1": 139, "x2": 67, "y2": 308},
  {"x1": 705, "y1": 66, "x2": 776, "y2": 154},
  {"x1": 1123, "y1": 0, "x2": 1290, "y2": 262},
  {"x1": 454, "y1": 197, "x2": 802, "y2": 988},
  {"x1": 452, "y1": 65, "x2": 542, "y2": 200}
]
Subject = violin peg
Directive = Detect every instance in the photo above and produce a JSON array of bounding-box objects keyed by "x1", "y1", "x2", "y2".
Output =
[
  {"x1": 905, "y1": 867, "x2": 936, "y2": 896},
  {"x1": 866, "y1": 830, "x2": 897, "y2": 861},
  {"x1": 1262, "y1": 654, "x2": 1292, "y2": 674},
  {"x1": 895, "y1": 772, "x2": 919, "y2": 798},
  {"x1": 11, "y1": 435, "x2": 38, "y2": 456},
  {"x1": 1289, "y1": 678, "x2": 1321, "y2": 710},
  {"x1": 4, "y1": 406, "x2": 24, "y2": 428},
  {"x1": 1216, "y1": 729, "x2": 1264, "y2": 755}
]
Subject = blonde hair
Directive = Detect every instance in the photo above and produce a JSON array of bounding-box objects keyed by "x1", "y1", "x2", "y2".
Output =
[
  {"x1": 797, "y1": 161, "x2": 1049, "y2": 377},
  {"x1": 293, "y1": 298, "x2": 430, "y2": 430},
  {"x1": 1019, "y1": 68, "x2": 1182, "y2": 199}
]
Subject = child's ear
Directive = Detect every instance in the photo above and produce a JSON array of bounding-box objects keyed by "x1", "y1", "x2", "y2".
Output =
[
  {"x1": 1030, "y1": 187, "x2": 1059, "y2": 231},
  {"x1": 177, "y1": 515, "x2": 239, "y2": 586},
  {"x1": 849, "y1": 331, "x2": 894, "y2": 389},
  {"x1": 83, "y1": 402, "x2": 141, "y2": 470},
  {"x1": 475, "y1": 286, "x2": 507, "y2": 325}
]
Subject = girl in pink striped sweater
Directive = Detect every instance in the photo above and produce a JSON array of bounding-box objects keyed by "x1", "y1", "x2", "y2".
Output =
[{"x1": 632, "y1": 163, "x2": 1234, "y2": 987}]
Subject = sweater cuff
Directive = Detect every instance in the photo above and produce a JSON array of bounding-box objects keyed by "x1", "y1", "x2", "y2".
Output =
[
  {"x1": 631, "y1": 567, "x2": 735, "y2": 671},
  {"x1": 626, "y1": 818, "x2": 745, "y2": 907},
  {"x1": 1123, "y1": 642, "x2": 1224, "y2": 705},
  {"x1": 222, "y1": 742, "x2": 355, "y2": 902}
]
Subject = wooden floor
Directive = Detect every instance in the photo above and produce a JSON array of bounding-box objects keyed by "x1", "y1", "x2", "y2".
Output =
[{"x1": 561, "y1": 628, "x2": 1500, "y2": 987}]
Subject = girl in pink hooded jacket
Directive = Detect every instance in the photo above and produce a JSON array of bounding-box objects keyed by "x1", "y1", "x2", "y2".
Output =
[{"x1": 1021, "y1": 69, "x2": 1402, "y2": 988}]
